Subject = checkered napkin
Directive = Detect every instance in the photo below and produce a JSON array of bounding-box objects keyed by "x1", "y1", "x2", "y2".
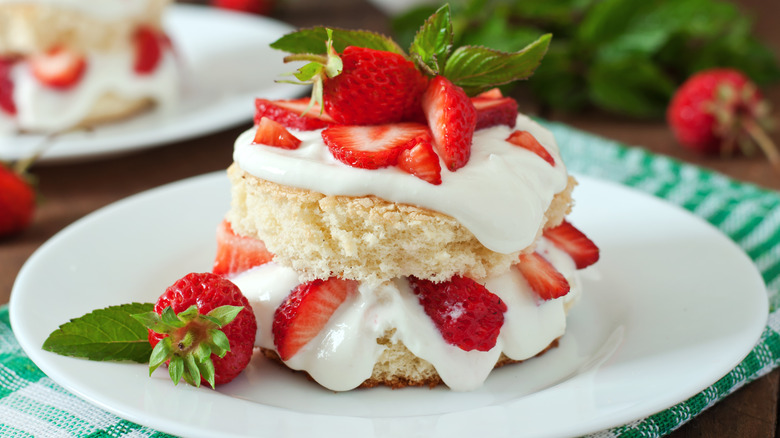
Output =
[{"x1": 2, "y1": 121, "x2": 779, "y2": 437}]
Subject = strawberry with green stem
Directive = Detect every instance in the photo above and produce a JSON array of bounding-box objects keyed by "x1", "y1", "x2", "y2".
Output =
[
  {"x1": 667, "y1": 68, "x2": 779, "y2": 170},
  {"x1": 133, "y1": 272, "x2": 257, "y2": 388}
]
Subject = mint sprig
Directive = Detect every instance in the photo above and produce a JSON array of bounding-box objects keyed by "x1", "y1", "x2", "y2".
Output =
[
  {"x1": 42, "y1": 303, "x2": 154, "y2": 363},
  {"x1": 270, "y1": 3, "x2": 552, "y2": 96}
]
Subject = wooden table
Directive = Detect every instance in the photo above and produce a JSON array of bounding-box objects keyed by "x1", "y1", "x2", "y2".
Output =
[{"x1": 2, "y1": 0, "x2": 778, "y2": 436}]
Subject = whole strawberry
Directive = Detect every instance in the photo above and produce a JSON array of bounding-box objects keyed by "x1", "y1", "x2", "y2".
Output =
[
  {"x1": 133, "y1": 272, "x2": 257, "y2": 388},
  {"x1": 0, "y1": 161, "x2": 35, "y2": 238},
  {"x1": 667, "y1": 68, "x2": 779, "y2": 168},
  {"x1": 323, "y1": 46, "x2": 428, "y2": 125}
]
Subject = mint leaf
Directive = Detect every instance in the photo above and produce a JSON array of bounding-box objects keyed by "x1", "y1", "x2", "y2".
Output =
[
  {"x1": 271, "y1": 27, "x2": 405, "y2": 56},
  {"x1": 409, "y1": 4, "x2": 453, "y2": 75},
  {"x1": 443, "y1": 34, "x2": 551, "y2": 95},
  {"x1": 42, "y1": 303, "x2": 154, "y2": 363}
]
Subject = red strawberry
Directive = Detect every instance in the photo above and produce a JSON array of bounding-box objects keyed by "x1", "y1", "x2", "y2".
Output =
[
  {"x1": 323, "y1": 46, "x2": 428, "y2": 125},
  {"x1": 543, "y1": 220, "x2": 599, "y2": 269},
  {"x1": 272, "y1": 277, "x2": 358, "y2": 360},
  {"x1": 421, "y1": 75, "x2": 477, "y2": 171},
  {"x1": 516, "y1": 252, "x2": 570, "y2": 301},
  {"x1": 133, "y1": 26, "x2": 164, "y2": 75},
  {"x1": 667, "y1": 68, "x2": 779, "y2": 169},
  {"x1": 0, "y1": 162, "x2": 35, "y2": 237},
  {"x1": 253, "y1": 116, "x2": 302, "y2": 149},
  {"x1": 472, "y1": 89, "x2": 518, "y2": 130},
  {"x1": 397, "y1": 133, "x2": 442, "y2": 185},
  {"x1": 211, "y1": 0, "x2": 274, "y2": 15},
  {"x1": 506, "y1": 130, "x2": 555, "y2": 166},
  {"x1": 0, "y1": 57, "x2": 17, "y2": 115},
  {"x1": 30, "y1": 47, "x2": 86, "y2": 89},
  {"x1": 254, "y1": 98, "x2": 334, "y2": 130},
  {"x1": 322, "y1": 123, "x2": 429, "y2": 169},
  {"x1": 213, "y1": 219, "x2": 274, "y2": 276},
  {"x1": 408, "y1": 276, "x2": 506, "y2": 352},
  {"x1": 135, "y1": 272, "x2": 257, "y2": 387}
]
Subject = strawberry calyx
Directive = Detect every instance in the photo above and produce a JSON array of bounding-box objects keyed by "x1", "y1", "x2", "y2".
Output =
[{"x1": 132, "y1": 304, "x2": 244, "y2": 388}]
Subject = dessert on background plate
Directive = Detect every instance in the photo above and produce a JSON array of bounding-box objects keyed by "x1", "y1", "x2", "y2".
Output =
[
  {"x1": 212, "y1": 6, "x2": 600, "y2": 391},
  {"x1": 0, "y1": 0, "x2": 179, "y2": 135}
]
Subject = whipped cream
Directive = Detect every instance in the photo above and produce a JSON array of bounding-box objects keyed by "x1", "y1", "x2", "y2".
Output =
[
  {"x1": 0, "y1": 0, "x2": 161, "y2": 21},
  {"x1": 1, "y1": 48, "x2": 178, "y2": 133},
  {"x1": 231, "y1": 238, "x2": 579, "y2": 391},
  {"x1": 233, "y1": 115, "x2": 569, "y2": 254}
]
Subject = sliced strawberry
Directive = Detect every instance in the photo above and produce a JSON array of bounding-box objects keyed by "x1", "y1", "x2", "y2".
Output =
[
  {"x1": 0, "y1": 57, "x2": 17, "y2": 115},
  {"x1": 254, "y1": 98, "x2": 335, "y2": 131},
  {"x1": 516, "y1": 252, "x2": 570, "y2": 301},
  {"x1": 273, "y1": 277, "x2": 359, "y2": 360},
  {"x1": 133, "y1": 25, "x2": 163, "y2": 75},
  {"x1": 322, "y1": 123, "x2": 429, "y2": 169},
  {"x1": 506, "y1": 130, "x2": 555, "y2": 166},
  {"x1": 409, "y1": 276, "x2": 506, "y2": 352},
  {"x1": 421, "y1": 75, "x2": 477, "y2": 171},
  {"x1": 30, "y1": 47, "x2": 86, "y2": 89},
  {"x1": 213, "y1": 219, "x2": 274, "y2": 276},
  {"x1": 253, "y1": 117, "x2": 302, "y2": 149},
  {"x1": 543, "y1": 220, "x2": 600, "y2": 269},
  {"x1": 472, "y1": 96, "x2": 518, "y2": 130},
  {"x1": 474, "y1": 88, "x2": 504, "y2": 99},
  {"x1": 397, "y1": 133, "x2": 442, "y2": 185}
]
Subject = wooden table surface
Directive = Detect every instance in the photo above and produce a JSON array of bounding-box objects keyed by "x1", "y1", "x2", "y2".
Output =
[{"x1": 2, "y1": 0, "x2": 779, "y2": 436}]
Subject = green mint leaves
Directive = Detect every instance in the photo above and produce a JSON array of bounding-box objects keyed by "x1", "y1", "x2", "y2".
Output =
[
  {"x1": 132, "y1": 304, "x2": 242, "y2": 389},
  {"x1": 270, "y1": 3, "x2": 551, "y2": 96},
  {"x1": 392, "y1": 0, "x2": 780, "y2": 118},
  {"x1": 42, "y1": 303, "x2": 154, "y2": 363}
]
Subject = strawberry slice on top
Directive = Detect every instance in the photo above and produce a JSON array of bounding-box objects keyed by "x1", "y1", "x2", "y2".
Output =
[
  {"x1": 472, "y1": 89, "x2": 518, "y2": 130},
  {"x1": 30, "y1": 47, "x2": 87, "y2": 89},
  {"x1": 213, "y1": 219, "x2": 274, "y2": 276},
  {"x1": 397, "y1": 133, "x2": 442, "y2": 185},
  {"x1": 0, "y1": 57, "x2": 17, "y2": 115},
  {"x1": 543, "y1": 220, "x2": 600, "y2": 269},
  {"x1": 516, "y1": 252, "x2": 570, "y2": 301},
  {"x1": 133, "y1": 25, "x2": 164, "y2": 75},
  {"x1": 322, "y1": 123, "x2": 429, "y2": 169},
  {"x1": 506, "y1": 130, "x2": 555, "y2": 166},
  {"x1": 422, "y1": 75, "x2": 477, "y2": 171},
  {"x1": 273, "y1": 277, "x2": 359, "y2": 360},
  {"x1": 253, "y1": 116, "x2": 302, "y2": 149},
  {"x1": 255, "y1": 98, "x2": 334, "y2": 131}
]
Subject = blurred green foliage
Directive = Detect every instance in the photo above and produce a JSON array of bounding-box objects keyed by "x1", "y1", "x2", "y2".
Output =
[{"x1": 392, "y1": 0, "x2": 780, "y2": 118}]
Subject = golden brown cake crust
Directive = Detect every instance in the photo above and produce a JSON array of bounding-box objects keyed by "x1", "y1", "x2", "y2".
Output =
[
  {"x1": 226, "y1": 163, "x2": 576, "y2": 284},
  {"x1": 0, "y1": 1, "x2": 170, "y2": 55}
]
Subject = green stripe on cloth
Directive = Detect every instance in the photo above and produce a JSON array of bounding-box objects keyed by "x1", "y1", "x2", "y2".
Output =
[{"x1": 1, "y1": 120, "x2": 779, "y2": 437}]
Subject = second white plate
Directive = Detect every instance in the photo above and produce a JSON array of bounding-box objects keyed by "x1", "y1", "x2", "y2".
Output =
[
  {"x1": 0, "y1": 5, "x2": 300, "y2": 163},
  {"x1": 10, "y1": 173, "x2": 768, "y2": 438}
]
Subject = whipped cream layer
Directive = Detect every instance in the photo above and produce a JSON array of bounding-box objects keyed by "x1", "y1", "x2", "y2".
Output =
[
  {"x1": 0, "y1": 0, "x2": 162, "y2": 20},
  {"x1": 1, "y1": 49, "x2": 177, "y2": 133},
  {"x1": 234, "y1": 115, "x2": 569, "y2": 255},
  {"x1": 231, "y1": 238, "x2": 579, "y2": 391}
]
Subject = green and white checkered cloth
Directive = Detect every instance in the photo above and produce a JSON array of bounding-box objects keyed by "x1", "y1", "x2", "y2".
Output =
[{"x1": 2, "y1": 120, "x2": 779, "y2": 437}]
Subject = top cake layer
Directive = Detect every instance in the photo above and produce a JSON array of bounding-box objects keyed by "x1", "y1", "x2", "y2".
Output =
[
  {"x1": 228, "y1": 114, "x2": 574, "y2": 283},
  {"x1": 0, "y1": 0, "x2": 171, "y2": 54}
]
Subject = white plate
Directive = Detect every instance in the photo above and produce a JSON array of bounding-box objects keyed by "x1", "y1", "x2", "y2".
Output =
[
  {"x1": 0, "y1": 5, "x2": 300, "y2": 163},
  {"x1": 10, "y1": 173, "x2": 768, "y2": 438}
]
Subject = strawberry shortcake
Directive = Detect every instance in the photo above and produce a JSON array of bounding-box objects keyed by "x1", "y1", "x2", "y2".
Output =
[
  {"x1": 0, "y1": 0, "x2": 178, "y2": 134},
  {"x1": 212, "y1": 8, "x2": 600, "y2": 391}
]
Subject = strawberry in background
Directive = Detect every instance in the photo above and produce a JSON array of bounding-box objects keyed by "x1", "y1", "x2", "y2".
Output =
[
  {"x1": 211, "y1": 0, "x2": 275, "y2": 15},
  {"x1": 0, "y1": 161, "x2": 35, "y2": 238}
]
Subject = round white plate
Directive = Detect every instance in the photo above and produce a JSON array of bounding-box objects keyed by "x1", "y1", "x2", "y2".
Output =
[
  {"x1": 0, "y1": 5, "x2": 300, "y2": 163},
  {"x1": 10, "y1": 173, "x2": 768, "y2": 438}
]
